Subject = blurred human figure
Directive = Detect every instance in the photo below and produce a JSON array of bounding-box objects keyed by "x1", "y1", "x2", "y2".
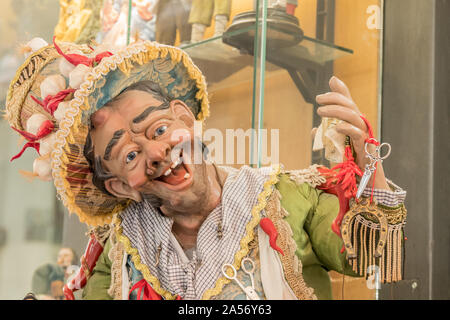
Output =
[
  {"x1": 31, "y1": 263, "x2": 65, "y2": 300},
  {"x1": 29, "y1": 247, "x2": 79, "y2": 300},
  {"x1": 189, "y1": 0, "x2": 231, "y2": 42},
  {"x1": 155, "y1": 0, "x2": 192, "y2": 45}
]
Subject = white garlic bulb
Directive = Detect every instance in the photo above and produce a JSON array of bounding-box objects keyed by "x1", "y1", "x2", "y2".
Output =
[
  {"x1": 69, "y1": 64, "x2": 91, "y2": 89},
  {"x1": 33, "y1": 157, "x2": 52, "y2": 181},
  {"x1": 54, "y1": 101, "x2": 71, "y2": 122},
  {"x1": 40, "y1": 74, "x2": 66, "y2": 98},
  {"x1": 26, "y1": 113, "x2": 48, "y2": 135},
  {"x1": 39, "y1": 133, "x2": 57, "y2": 156},
  {"x1": 23, "y1": 38, "x2": 49, "y2": 58},
  {"x1": 59, "y1": 58, "x2": 75, "y2": 78}
]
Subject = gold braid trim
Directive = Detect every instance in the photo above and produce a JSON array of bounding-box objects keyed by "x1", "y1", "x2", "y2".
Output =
[
  {"x1": 90, "y1": 224, "x2": 111, "y2": 247},
  {"x1": 107, "y1": 232, "x2": 125, "y2": 300},
  {"x1": 265, "y1": 189, "x2": 317, "y2": 300},
  {"x1": 5, "y1": 46, "x2": 58, "y2": 129},
  {"x1": 49, "y1": 41, "x2": 210, "y2": 226},
  {"x1": 202, "y1": 164, "x2": 281, "y2": 300},
  {"x1": 113, "y1": 164, "x2": 281, "y2": 300},
  {"x1": 285, "y1": 164, "x2": 327, "y2": 188}
]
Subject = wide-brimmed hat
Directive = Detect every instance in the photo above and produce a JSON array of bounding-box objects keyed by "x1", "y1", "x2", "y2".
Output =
[{"x1": 5, "y1": 38, "x2": 210, "y2": 226}]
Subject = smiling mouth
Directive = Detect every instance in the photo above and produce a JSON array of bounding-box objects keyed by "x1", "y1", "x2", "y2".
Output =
[{"x1": 153, "y1": 151, "x2": 193, "y2": 190}]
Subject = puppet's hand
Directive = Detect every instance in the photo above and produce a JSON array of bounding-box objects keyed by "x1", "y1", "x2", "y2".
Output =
[{"x1": 313, "y1": 76, "x2": 390, "y2": 190}]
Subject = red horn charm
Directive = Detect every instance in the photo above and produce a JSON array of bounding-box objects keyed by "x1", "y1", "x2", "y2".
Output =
[{"x1": 260, "y1": 217, "x2": 284, "y2": 256}]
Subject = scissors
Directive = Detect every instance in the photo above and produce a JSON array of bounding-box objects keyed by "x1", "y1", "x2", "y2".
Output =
[
  {"x1": 356, "y1": 141, "x2": 392, "y2": 199},
  {"x1": 222, "y1": 257, "x2": 261, "y2": 300}
]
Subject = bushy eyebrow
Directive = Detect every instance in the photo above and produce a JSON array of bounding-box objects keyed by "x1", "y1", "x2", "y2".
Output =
[
  {"x1": 132, "y1": 101, "x2": 170, "y2": 124},
  {"x1": 103, "y1": 129, "x2": 125, "y2": 161}
]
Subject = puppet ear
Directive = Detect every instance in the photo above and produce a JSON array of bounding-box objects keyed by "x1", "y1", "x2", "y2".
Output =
[
  {"x1": 105, "y1": 177, "x2": 142, "y2": 202},
  {"x1": 169, "y1": 99, "x2": 195, "y2": 128}
]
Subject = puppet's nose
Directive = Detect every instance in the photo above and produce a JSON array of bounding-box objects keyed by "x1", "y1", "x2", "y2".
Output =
[{"x1": 143, "y1": 140, "x2": 170, "y2": 175}]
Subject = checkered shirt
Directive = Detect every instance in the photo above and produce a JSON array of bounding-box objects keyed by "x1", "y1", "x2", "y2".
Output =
[{"x1": 119, "y1": 165, "x2": 406, "y2": 300}]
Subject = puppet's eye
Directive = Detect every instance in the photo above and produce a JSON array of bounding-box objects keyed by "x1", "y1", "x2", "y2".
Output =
[
  {"x1": 126, "y1": 151, "x2": 138, "y2": 164},
  {"x1": 154, "y1": 125, "x2": 167, "y2": 138}
]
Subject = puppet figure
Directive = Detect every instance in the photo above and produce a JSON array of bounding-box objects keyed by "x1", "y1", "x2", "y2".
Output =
[{"x1": 5, "y1": 37, "x2": 407, "y2": 300}]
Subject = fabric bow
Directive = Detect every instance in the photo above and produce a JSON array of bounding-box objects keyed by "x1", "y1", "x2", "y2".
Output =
[
  {"x1": 31, "y1": 88, "x2": 75, "y2": 116},
  {"x1": 53, "y1": 36, "x2": 113, "y2": 67},
  {"x1": 10, "y1": 120, "x2": 54, "y2": 161}
]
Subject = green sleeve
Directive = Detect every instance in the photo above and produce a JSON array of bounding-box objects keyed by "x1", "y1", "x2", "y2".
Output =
[
  {"x1": 303, "y1": 186, "x2": 357, "y2": 276},
  {"x1": 277, "y1": 173, "x2": 358, "y2": 276},
  {"x1": 82, "y1": 238, "x2": 114, "y2": 300}
]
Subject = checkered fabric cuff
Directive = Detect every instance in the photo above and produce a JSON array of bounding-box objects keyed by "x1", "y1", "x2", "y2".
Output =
[{"x1": 360, "y1": 179, "x2": 406, "y2": 207}]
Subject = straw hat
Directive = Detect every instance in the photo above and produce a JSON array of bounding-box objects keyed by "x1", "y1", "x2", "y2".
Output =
[{"x1": 4, "y1": 37, "x2": 209, "y2": 226}]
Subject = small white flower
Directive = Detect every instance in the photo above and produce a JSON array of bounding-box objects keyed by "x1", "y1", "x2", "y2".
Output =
[
  {"x1": 69, "y1": 64, "x2": 91, "y2": 89},
  {"x1": 33, "y1": 157, "x2": 52, "y2": 181},
  {"x1": 40, "y1": 74, "x2": 66, "y2": 98},
  {"x1": 26, "y1": 113, "x2": 49, "y2": 136}
]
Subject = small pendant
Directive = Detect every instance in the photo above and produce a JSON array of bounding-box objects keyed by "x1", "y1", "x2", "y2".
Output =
[{"x1": 217, "y1": 221, "x2": 223, "y2": 240}]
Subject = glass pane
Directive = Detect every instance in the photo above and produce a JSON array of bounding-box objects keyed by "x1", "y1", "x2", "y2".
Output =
[
  {"x1": 0, "y1": 0, "x2": 89, "y2": 300},
  {"x1": 260, "y1": 0, "x2": 384, "y2": 299}
]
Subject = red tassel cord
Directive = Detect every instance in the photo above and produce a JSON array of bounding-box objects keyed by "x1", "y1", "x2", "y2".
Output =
[
  {"x1": 63, "y1": 233, "x2": 104, "y2": 300},
  {"x1": 317, "y1": 142, "x2": 363, "y2": 240},
  {"x1": 316, "y1": 115, "x2": 380, "y2": 253},
  {"x1": 31, "y1": 88, "x2": 75, "y2": 116},
  {"x1": 259, "y1": 217, "x2": 284, "y2": 256},
  {"x1": 10, "y1": 120, "x2": 54, "y2": 161},
  {"x1": 128, "y1": 279, "x2": 163, "y2": 300},
  {"x1": 53, "y1": 36, "x2": 113, "y2": 67}
]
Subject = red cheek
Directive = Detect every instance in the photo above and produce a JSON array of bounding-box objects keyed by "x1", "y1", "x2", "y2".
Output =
[{"x1": 126, "y1": 168, "x2": 148, "y2": 189}]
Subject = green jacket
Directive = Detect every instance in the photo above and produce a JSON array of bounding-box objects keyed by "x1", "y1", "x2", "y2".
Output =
[{"x1": 83, "y1": 171, "x2": 404, "y2": 300}]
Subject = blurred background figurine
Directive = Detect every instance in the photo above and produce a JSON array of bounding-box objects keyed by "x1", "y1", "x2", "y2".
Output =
[
  {"x1": 98, "y1": 0, "x2": 157, "y2": 47},
  {"x1": 155, "y1": 0, "x2": 192, "y2": 46},
  {"x1": 54, "y1": 0, "x2": 103, "y2": 44},
  {"x1": 57, "y1": 247, "x2": 79, "y2": 281},
  {"x1": 29, "y1": 247, "x2": 79, "y2": 300},
  {"x1": 189, "y1": 0, "x2": 231, "y2": 43}
]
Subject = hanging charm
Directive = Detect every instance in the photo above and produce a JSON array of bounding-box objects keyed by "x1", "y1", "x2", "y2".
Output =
[
  {"x1": 340, "y1": 197, "x2": 388, "y2": 259},
  {"x1": 356, "y1": 141, "x2": 392, "y2": 199}
]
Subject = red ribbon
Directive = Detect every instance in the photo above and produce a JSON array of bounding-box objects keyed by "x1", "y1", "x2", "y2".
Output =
[
  {"x1": 10, "y1": 120, "x2": 54, "y2": 161},
  {"x1": 53, "y1": 36, "x2": 113, "y2": 67},
  {"x1": 128, "y1": 279, "x2": 163, "y2": 300},
  {"x1": 31, "y1": 88, "x2": 75, "y2": 116}
]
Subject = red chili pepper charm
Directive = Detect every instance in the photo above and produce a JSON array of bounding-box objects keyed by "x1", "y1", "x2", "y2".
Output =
[{"x1": 260, "y1": 217, "x2": 284, "y2": 256}]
